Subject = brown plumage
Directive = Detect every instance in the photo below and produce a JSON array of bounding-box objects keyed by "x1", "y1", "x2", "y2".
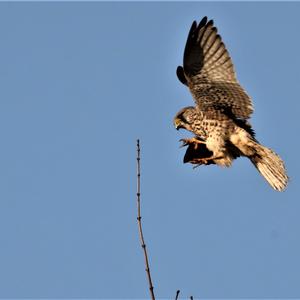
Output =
[{"x1": 174, "y1": 17, "x2": 289, "y2": 191}]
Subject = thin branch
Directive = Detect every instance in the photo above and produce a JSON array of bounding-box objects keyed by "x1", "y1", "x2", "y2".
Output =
[
  {"x1": 175, "y1": 290, "x2": 180, "y2": 300},
  {"x1": 136, "y1": 139, "x2": 155, "y2": 300}
]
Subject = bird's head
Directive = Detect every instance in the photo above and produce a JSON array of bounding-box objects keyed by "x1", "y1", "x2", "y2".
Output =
[{"x1": 173, "y1": 106, "x2": 197, "y2": 132}]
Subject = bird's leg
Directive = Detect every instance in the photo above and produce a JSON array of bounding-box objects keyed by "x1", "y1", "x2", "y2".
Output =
[
  {"x1": 191, "y1": 158, "x2": 211, "y2": 166},
  {"x1": 190, "y1": 154, "x2": 224, "y2": 167},
  {"x1": 179, "y1": 137, "x2": 206, "y2": 149}
]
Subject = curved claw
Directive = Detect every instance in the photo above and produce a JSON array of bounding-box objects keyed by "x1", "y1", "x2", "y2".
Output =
[
  {"x1": 193, "y1": 164, "x2": 202, "y2": 169},
  {"x1": 179, "y1": 138, "x2": 189, "y2": 148}
]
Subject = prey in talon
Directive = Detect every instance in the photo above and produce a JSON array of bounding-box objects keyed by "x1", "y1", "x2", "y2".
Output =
[{"x1": 182, "y1": 139, "x2": 215, "y2": 166}]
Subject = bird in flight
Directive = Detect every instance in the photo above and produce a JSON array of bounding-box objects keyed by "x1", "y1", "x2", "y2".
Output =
[{"x1": 173, "y1": 17, "x2": 288, "y2": 191}]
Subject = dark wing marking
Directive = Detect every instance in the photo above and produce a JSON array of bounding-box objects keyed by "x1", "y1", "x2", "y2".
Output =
[
  {"x1": 176, "y1": 66, "x2": 188, "y2": 85},
  {"x1": 180, "y1": 17, "x2": 253, "y2": 119}
]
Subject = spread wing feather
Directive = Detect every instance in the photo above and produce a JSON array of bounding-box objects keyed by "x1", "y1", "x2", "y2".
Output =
[{"x1": 177, "y1": 17, "x2": 253, "y2": 119}]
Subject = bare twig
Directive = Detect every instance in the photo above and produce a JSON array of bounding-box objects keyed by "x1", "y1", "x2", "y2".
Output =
[
  {"x1": 175, "y1": 289, "x2": 180, "y2": 300},
  {"x1": 136, "y1": 139, "x2": 155, "y2": 300}
]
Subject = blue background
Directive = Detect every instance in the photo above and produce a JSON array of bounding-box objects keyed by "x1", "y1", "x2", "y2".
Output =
[{"x1": 0, "y1": 2, "x2": 299, "y2": 299}]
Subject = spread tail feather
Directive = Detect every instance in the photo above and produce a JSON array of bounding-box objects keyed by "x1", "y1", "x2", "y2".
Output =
[{"x1": 249, "y1": 142, "x2": 288, "y2": 191}]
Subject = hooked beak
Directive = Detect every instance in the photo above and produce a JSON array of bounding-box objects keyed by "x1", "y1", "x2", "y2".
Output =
[{"x1": 174, "y1": 118, "x2": 183, "y2": 130}]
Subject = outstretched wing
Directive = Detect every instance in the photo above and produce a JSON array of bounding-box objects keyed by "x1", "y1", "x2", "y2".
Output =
[{"x1": 177, "y1": 17, "x2": 253, "y2": 119}]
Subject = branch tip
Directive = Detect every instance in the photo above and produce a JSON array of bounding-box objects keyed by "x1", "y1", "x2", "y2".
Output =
[{"x1": 136, "y1": 140, "x2": 155, "y2": 300}]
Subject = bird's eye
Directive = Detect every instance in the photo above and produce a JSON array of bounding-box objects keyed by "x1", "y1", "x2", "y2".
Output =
[{"x1": 182, "y1": 114, "x2": 191, "y2": 124}]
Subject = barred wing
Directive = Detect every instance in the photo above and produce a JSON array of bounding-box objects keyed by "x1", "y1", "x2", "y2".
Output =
[{"x1": 177, "y1": 17, "x2": 253, "y2": 119}]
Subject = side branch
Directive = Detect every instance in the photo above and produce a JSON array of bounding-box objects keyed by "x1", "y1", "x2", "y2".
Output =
[{"x1": 136, "y1": 139, "x2": 155, "y2": 300}]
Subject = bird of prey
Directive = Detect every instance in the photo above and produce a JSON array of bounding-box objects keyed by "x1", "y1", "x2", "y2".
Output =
[{"x1": 173, "y1": 16, "x2": 288, "y2": 191}]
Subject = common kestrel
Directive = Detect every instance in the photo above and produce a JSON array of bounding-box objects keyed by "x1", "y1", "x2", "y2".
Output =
[{"x1": 173, "y1": 17, "x2": 288, "y2": 191}]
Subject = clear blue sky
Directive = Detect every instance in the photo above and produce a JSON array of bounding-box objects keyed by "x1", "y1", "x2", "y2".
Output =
[{"x1": 0, "y1": 2, "x2": 299, "y2": 299}]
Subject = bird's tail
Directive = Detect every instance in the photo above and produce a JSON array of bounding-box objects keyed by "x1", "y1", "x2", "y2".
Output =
[{"x1": 248, "y1": 141, "x2": 288, "y2": 191}]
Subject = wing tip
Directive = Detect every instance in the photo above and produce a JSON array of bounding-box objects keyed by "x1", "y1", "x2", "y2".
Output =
[
  {"x1": 199, "y1": 16, "x2": 208, "y2": 27},
  {"x1": 207, "y1": 19, "x2": 214, "y2": 27},
  {"x1": 190, "y1": 16, "x2": 216, "y2": 36}
]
